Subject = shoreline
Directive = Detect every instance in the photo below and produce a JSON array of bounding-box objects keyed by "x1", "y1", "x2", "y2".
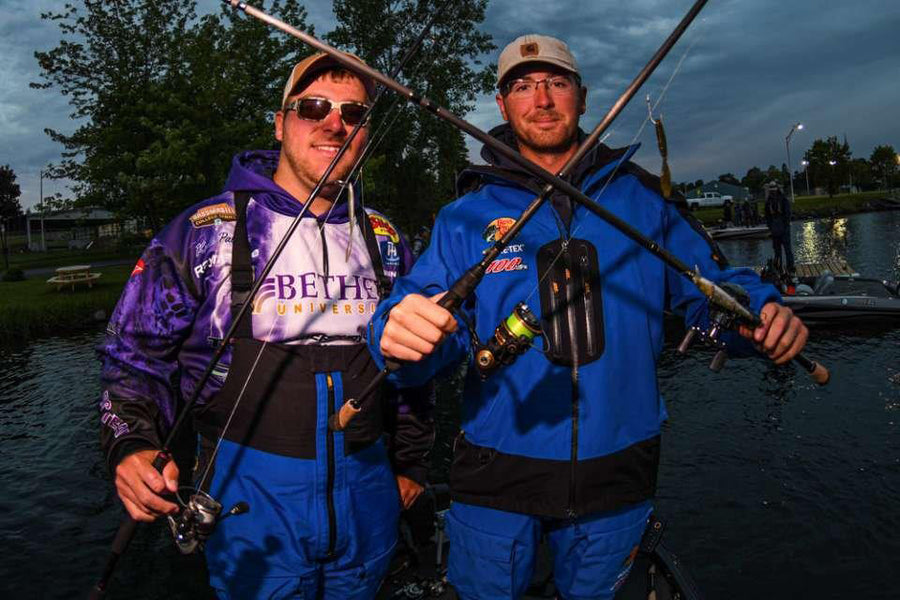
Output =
[
  {"x1": 2, "y1": 198, "x2": 898, "y2": 342},
  {"x1": 0, "y1": 265, "x2": 130, "y2": 341},
  {"x1": 691, "y1": 191, "x2": 900, "y2": 226}
]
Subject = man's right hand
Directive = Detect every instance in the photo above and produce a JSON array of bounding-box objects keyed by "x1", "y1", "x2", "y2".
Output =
[
  {"x1": 380, "y1": 292, "x2": 458, "y2": 362},
  {"x1": 115, "y1": 449, "x2": 180, "y2": 522}
]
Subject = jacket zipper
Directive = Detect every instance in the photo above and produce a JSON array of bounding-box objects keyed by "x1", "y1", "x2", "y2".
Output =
[
  {"x1": 325, "y1": 373, "x2": 337, "y2": 557},
  {"x1": 563, "y1": 249, "x2": 580, "y2": 518}
]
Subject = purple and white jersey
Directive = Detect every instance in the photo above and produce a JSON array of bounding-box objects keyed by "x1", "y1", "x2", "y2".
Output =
[{"x1": 98, "y1": 150, "x2": 413, "y2": 435}]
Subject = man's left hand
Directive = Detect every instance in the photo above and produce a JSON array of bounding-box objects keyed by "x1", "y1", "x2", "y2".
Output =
[
  {"x1": 396, "y1": 475, "x2": 424, "y2": 510},
  {"x1": 738, "y1": 302, "x2": 808, "y2": 364}
]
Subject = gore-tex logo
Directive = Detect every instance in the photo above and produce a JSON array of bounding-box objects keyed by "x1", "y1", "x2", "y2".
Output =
[{"x1": 485, "y1": 257, "x2": 527, "y2": 274}]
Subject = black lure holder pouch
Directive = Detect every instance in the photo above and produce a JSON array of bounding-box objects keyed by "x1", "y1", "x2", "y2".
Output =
[{"x1": 535, "y1": 238, "x2": 605, "y2": 366}]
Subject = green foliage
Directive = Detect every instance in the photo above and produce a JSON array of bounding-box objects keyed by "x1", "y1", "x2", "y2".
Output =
[
  {"x1": 327, "y1": 0, "x2": 495, "y2": 233},
  {"x1": 741, "y1": 166, "x2": 765, "y2": 196},
  {"x1": 803, "y1": 136, "x2": 851, "y2": 197},
  {"x1": 870, "y1": 144, "x2": 897, "y2": 189},
  {"x1": 0, "y1": 165, "x2": 23, "y2": 220},
  {"x1": 717, "y1": 173, "x2": 739, "y2": 186},
  {"x1": 33, "y1": 1, "x2": 313, "y2": 231}
]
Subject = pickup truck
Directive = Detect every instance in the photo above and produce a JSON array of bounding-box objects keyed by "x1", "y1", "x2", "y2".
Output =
[{"x1": 685, "y1": 191, "x2": 733, "y2": 210}]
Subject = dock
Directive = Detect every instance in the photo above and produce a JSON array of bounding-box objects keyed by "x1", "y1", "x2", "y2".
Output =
[{"x1": 753, "y1": 257, "x2": 859, "y2": 278}]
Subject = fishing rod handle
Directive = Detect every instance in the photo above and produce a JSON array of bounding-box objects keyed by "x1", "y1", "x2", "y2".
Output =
[
  {"x1": 794, "y1": 353, "x2": 830, "y2": 385},
  {"x1": 90, "y1": 450, "x2": 172, "y2": 598}
]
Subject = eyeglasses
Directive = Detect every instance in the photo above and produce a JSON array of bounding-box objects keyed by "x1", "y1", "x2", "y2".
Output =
[
  {"x1": 504, "y1": 75, "x2": 578, "y2": 99},
  {"x1": 283, "y1": 97, "x2": 371, "y2": 126}
]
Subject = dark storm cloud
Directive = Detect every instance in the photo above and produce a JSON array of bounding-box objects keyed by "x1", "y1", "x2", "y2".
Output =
[
  {"x1": 469, "y1": 0, "x2": 900, "y2": 183},
  {"x1": 1, "y1": 0, "x2": 898, "y2": 210}
]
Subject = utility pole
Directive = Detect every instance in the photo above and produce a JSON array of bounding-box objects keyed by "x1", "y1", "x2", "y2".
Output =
[{"x1": 785, "y1": 122, "x2": 803, "y2": 203}]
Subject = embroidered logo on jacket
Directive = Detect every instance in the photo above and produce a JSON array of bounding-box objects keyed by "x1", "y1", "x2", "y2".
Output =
[
  {"x1": 482, "y1": 217, "x2": 516, "y2": 242},
  {"x1": 189, "y1": 203, "x2": 236, "y2": 228},
  {"x1": 368, "y1": 214, "x2": 400, "y2": 243}
]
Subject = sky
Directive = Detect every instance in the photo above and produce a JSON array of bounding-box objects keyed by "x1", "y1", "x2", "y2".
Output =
[{"x1": 1, "y1": 0, "x2": 899, "y2": 210}]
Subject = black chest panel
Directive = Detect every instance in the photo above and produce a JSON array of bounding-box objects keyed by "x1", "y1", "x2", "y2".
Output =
[
  {"x1": 536, "y1": 238, "x2": 605, "y2": 366},
  {"x1": 192, "y1": 192, "x2": 386, "y2": 458}
]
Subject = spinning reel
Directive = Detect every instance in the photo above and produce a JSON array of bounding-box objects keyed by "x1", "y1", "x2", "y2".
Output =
[
  {"x1": 473, "y1": 302, "x2": 542, "y2": 379},
  {"x1": 167, "y1": 489, "x2": 249, "y2": 554},
  {"x1": 677, "y1": 282, "x2": 752, "y2": 372}
]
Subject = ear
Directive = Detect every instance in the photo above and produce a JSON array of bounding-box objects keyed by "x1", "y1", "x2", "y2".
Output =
[
  {"x1": 274, "y1": 110, "x2": 285, "y2": 142},
  {"x1": 495, "y1": 93, "x2": 509, "y2": 122},
  {"x1": 579, "y1": 86, "x2": 587, "y2": 116}
]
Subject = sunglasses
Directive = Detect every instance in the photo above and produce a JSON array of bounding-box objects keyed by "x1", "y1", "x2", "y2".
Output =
[{"x1": 283, "y1": 97, "x2": 371, "y2": 127}]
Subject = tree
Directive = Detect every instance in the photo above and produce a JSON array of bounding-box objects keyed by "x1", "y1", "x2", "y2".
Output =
[
  {"x1": 0, "y1": 165, "x2": 23, "y2": 220},
  {"x1": 870, "y1": 145, "x2": 897, "y2": 190},
  {"x1": 849, "y1": 158, "x2": 874, "y2": 192},
  {"x1": 741, "y1": 166, "x2": 765, "y2": 197},
  {"x1": 764, "y1": 165, "x2": 784, "y2": 187},
  {"x1": 803, "y1": 136, "x2": 850, "y2": 197},
  {"x1": 717, "y1": 173, "x2": 740, "y2": 186},
  {"x1": 326, "y1": 0, "x2": 495, "y2": 232},
  {"x1": 34, "y1": 0, "x2": 313, "y2": 230}
]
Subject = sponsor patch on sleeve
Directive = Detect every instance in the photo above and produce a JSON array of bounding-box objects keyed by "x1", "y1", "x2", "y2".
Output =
[
  {"x1": 189, "y1": 202, "x2": 236, "y2": 228},
  {"x1": 130, "y1": 258, "x2": 145, "y2": 277},
  {"x1": 368, "y1": 214, "x2": 400, "y2": 243}
]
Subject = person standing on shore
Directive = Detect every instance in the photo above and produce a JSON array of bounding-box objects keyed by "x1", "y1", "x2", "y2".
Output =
[
  {"x1": 97, "y1": 52, "x2": 432, "y2": 598},
  {"x1": 368, "y1": 34, "x2": 809, "y2": 599},
  {"x1": 764, "y1": 182, "x2": 795, "y2": 273}
]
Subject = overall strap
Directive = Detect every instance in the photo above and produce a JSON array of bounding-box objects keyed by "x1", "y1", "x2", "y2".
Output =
[
  {"x1": 230, "y1": 191, "x2": 254, "y2": 339},
  {"x1": 357, "y1": 205, "x2": 392, "y2": 298}
]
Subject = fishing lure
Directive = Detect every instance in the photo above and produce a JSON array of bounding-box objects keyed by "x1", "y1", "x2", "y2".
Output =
[{"x1": 647, "y1": 95, "x2": 672, "y2": 199}]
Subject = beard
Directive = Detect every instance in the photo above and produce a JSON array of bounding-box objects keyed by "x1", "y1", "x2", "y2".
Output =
[{"x1": 510, "y1": 111, "x2": 579, "y2": 155}]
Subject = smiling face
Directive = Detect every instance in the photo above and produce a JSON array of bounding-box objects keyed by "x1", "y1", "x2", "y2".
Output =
[
  {"x1": 273, "y1": 70, "x2": 369, "y2": 208},
  {"x1": 496, "y1": 64, "x2": 586, "y2": 169}
]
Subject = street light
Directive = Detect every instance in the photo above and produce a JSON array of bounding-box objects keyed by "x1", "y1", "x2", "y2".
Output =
[
  {"x1": 801, "y1": 159, "x2": 810, "y2": 196},
  {"x1": 785, "y1": 122, "x2": 803, "y2": 203}
]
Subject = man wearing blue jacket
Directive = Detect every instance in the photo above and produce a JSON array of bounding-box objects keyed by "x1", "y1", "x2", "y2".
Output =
[
  {"x1": 368, "y1": 35, "x2": 809, "y2": 599},
  {"x1": 99, "y1": 52, "x2": 432, "y2": 598}
]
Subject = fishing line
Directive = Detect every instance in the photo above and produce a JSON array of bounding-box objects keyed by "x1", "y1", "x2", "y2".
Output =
[
  {"x1": 194, "y1": 314, "x2": 280, "y2": 493},
  {"x1": 522, "y1": 23, "x2": 704, "y2": 308}
]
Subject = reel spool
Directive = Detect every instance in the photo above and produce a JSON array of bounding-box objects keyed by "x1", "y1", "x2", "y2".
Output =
[{"x1": 474, "y1": 302, "x2": 541, "y2": 378}]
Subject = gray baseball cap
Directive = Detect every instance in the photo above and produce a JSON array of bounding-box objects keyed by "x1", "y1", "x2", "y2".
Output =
[{"x1": 497, "y1": 34, "x2": 579, "y2": 88}]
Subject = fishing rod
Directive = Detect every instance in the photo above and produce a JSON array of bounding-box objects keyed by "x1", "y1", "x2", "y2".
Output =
[
  {"x1": 88, "y1": 3, "x2": 452, "y2": 596},
  {"x1": 234, "y1": 0, "x2": 825, "y2": 429},
  {"x1": 223, "y1": 1, "x2": 830, "y2": 432}
]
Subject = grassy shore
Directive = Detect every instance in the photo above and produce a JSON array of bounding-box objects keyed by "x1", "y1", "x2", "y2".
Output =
[
  {"x1": 1, "y1": 247, "x2": 137, "y2": 273},
  {"x1": 691, "y1": 190, "x2": 899, "y2": 226},
  {"x1": 0, "y1": 265, "x2": 130, "y2": 340}
]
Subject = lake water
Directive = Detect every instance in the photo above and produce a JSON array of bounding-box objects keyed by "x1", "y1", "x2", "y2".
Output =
[{"x1": 1, "y1": 211, "x2": 898, "y2": 599}]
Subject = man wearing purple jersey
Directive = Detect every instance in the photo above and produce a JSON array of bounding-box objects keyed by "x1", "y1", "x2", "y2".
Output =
[{"x1": 98, "y1": 52, "x2": 432, "y2": 598}]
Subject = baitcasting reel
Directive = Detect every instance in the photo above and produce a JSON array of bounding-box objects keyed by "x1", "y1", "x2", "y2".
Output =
[
  {"x1": 677, "y1": 282, "x2": 752, "y2": 372},
  {"x1": 474, "y1": 302, "x2": 542, "y2": 379},
  {"x1": 168, "y1": 489, "x2": 249, "y2": 554}
]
